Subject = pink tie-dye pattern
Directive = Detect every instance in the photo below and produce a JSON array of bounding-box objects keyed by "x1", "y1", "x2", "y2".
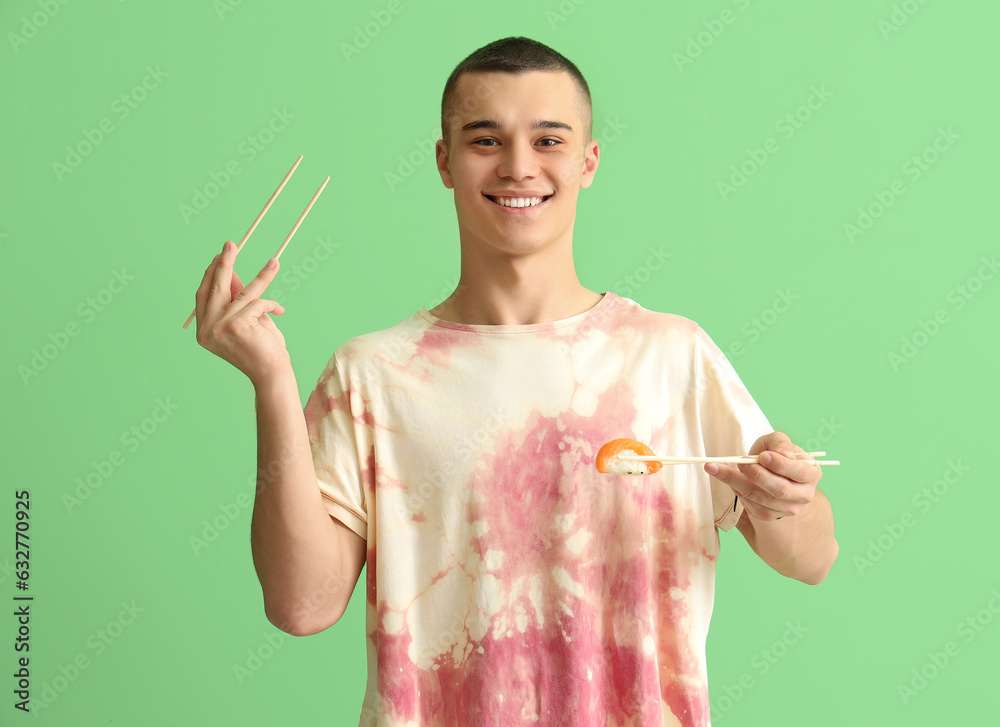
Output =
[
  {"x1": 365, "y1": 333, "x2": 708, "y2": 726},
  {"x1": 305, "y1": 295, "x2": 770, "y2": 727}
]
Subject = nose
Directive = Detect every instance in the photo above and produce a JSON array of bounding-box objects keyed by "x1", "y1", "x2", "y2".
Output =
[{"x1": 495, "y1": 137, "x2": 539, "y2": 182}]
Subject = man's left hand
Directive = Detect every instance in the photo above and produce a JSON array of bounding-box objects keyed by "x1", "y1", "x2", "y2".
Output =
[{"x1": 705, "y1": 431, "x2": 821, "y2": 522}]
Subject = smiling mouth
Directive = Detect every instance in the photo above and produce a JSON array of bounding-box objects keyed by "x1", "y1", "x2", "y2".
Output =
[{"x1": 484, "y1": 194, "x2": 554, "y2": 208}]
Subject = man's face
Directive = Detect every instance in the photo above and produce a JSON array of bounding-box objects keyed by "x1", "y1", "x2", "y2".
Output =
[{"x1": 436, "y1": 70, "x2": 599, "y2": 259}]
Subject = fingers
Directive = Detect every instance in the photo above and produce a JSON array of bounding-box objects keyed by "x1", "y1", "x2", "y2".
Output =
[
  {"x1": 707, "y1": 460, "x2": 812, "y2": 521},
  {"x1": 257, "y1": 302, "x2": 286, "y2": 335},
  {"x1": 194, "y1": 242, "x2": 283, "y2": 338},
  {"x1": 192, "y1": 241, "x2": 291, "y2": 386},
  {"x1": 707, "y1": 463, "x2": 785, "y2": 520},
  {"x1": 204, "y1": 240, "x2": 239, "y2": 326},
  {"x1": 194, "y1": 251, "x2": 224, "y2": 340},
  {"x1": 749, "y1": 430, "x2": 794, "y2": 456},
  {"x1": 227, "y1": 268, "x2": 286, "y2": 326},
  {"x1": 230, "y1": 268, "x2": 246, "y2": 301},
  {"x1": 745, "y1": 431, "x2": 821, "y2": 486},
  {"x1": 255, "y1": 308, "x2": 284, "y2": 342},
  {"x1": 208, "y1": 297, "x2": 286, "y2": 354},
  {"x1": 217, "y1": 256, "x2": 281, "y2": 328},
  {"x1": 707, "y1": 431, "x2": 821, "y2": 521},
  {"x1": 239, "y1": 297, "x2": 286, "y2": 328},
  {"x1": 753, "y1": 450, "x2": 821, "y2": 487},
  {"x1": 741, "y1": 454, "x2": 818, "y2": 506}
]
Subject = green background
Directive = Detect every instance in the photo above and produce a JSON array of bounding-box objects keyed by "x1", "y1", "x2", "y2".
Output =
[{"x1": 2, "y1": 0, "x2": 996, "y2": 724}]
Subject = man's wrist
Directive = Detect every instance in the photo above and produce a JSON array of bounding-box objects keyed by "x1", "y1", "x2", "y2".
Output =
[{"x1": 252, "y1": 358, "x2": 297, "y2": 395}]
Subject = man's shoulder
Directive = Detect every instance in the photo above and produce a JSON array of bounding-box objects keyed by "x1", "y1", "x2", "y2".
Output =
[
  {"x1": 331, "y1": 310, "x2": 428, "y2": 365},
  {"x1": 609, "y1": 294, "x2": 704, "y2": 339}
]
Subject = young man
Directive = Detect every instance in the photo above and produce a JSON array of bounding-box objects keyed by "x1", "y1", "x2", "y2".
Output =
[{"x1": 196, "y1": 36, "x2": 837, "y2": 727}]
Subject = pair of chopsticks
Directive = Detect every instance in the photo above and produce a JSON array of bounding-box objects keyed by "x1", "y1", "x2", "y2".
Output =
[
  {"x1": 182, "y1": 155, "x2": 329, "y2": 329},
  {"x1": 619, "y1": 451, "x2": 841, "y2": 466}
]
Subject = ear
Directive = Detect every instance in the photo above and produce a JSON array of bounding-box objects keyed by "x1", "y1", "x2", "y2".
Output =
[
  {"x1": 580, "y1": 139, "x2": 600, "y2": 190},
  {"x1": 436, "y1": 139, "x2": 454, "y2": 190}
]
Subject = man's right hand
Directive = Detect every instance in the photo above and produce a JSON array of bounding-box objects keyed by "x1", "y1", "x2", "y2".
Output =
[{"x1": 194, "y1": 240, "x2": 290, "y2": 388}]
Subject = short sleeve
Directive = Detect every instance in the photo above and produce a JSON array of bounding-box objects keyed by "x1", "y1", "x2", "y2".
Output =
[
  {"x1": 693, "y1": 324, "x2": 773, "y2": 531},
  {"x1": 302, "y1": 354, "x2": 369, "y2": 540}
]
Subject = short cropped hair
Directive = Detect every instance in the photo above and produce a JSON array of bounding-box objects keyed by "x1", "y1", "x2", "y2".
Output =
[{"x1": 440, "y1": 36, "x2": 593, "y2": 151}]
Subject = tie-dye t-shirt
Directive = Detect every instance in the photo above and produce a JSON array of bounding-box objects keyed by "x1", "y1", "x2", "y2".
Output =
[{"x1": 303, "y1": 292, "x2": 772, "y2": 727}]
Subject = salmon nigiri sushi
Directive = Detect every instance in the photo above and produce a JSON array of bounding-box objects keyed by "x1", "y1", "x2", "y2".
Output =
[{"x1": 595, "y1": 438, "x2": 663, "y2": 476}]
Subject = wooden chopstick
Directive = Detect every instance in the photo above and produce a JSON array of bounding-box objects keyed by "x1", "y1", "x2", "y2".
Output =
[
  {"x1": 619, "y1": 452, "x2": 840, "y2": 466},
  {"x1": 273, "y1": 176, "x2": 329, "y2": 261},
  {"x1": 183, "y1": 155, "x2": 305, "y2": 329}
]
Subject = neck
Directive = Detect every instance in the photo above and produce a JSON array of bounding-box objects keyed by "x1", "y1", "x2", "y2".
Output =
[{"x1": 430, "y1": 238, "x2": 603, "y2": 326}]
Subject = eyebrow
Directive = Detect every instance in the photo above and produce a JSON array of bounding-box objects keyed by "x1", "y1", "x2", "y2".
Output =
[{"x1": 460, "y1": 119, "x2": 574, "y2": 134}]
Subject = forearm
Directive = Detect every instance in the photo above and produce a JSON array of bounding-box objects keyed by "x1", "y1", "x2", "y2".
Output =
[
  {"x1": 735, "y1": 487, "x2": 839, "y2": 584},
  {"x1": 249, "y1": 367, "x2": 351, "y2": 634}
]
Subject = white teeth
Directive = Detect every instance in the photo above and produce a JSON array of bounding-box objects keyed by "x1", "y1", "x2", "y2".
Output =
[{"x1": 491, "y1": 196, "x2": 546, "y2": 208}]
